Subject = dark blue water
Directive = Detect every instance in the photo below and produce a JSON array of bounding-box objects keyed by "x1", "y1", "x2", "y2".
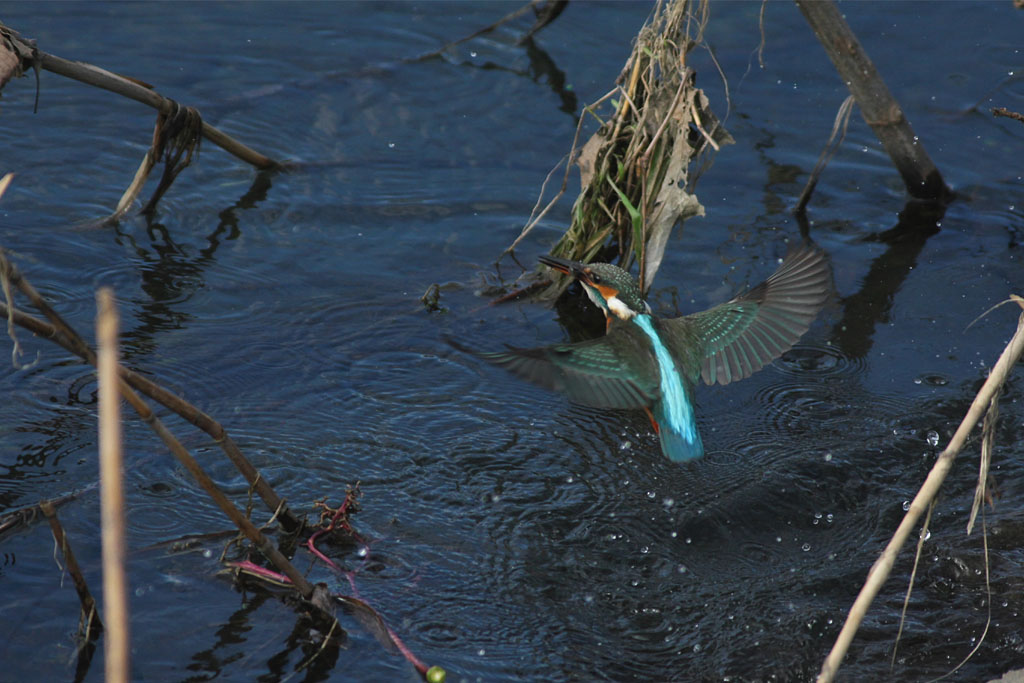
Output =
[{"x1": 1, "y1": 2, "x2": 1023, "y2": 681}]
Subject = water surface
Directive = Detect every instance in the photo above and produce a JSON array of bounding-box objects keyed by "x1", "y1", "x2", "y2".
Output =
[{"x1": 1, "y1": 2, "x2": 1023, "y2": 681}]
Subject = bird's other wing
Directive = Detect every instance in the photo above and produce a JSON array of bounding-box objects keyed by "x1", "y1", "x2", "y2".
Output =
[
  {"x1": 470, "y1": 328, "x2": 660, "y2": 410},
  {"x1": 669, "y1": 245, "x2": 831, "y2": 386}
]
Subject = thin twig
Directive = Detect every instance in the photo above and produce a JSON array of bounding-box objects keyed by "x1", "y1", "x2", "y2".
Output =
[
  {"x1": 991, "y1": 106, "x2": 1024, "y2": 124},
  {"x1": 756, "y1": 0, "x2": 768, "y2": 68},
  {"x1": 688, "y1": 94, "x2": 719, "y2": 152},
  {"x1": 97, "y1": 288, "x2": 130, "y2": 683},
  {"x1": 504, "y1": 88, "x2": 618, "y2": 259},
  {"x1": 410, "y1": 0, "x2": 542, "y2": 62},
  {"x1": 967, "y1": 388, "x2": 999, "y2": 534},
  {"x1": 890, "y1": 498, "x2": 934, "y2": 671},
  {"x1": 0, "y1": 175, "x2": 37, "y2": 370},
  {"x1": 796, "y1": 94, "x2": 855, "y2": 215},
  {"x1": 931, "y1": 511, "x2": 993, "y2": 681}
]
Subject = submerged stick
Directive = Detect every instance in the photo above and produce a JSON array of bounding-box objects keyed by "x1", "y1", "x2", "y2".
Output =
[
  {"x1": 0, "y1": 261, "x2": 321, "y2": 604},
  {"x1": 40, "y1": 501, "x2": 104, "y2": 642},
  {"x1": 96, "y1": 288, "x2": 130, "y2": 683},
  {"x1": 817, "y1": 303, "x2": 1024, "y2": 682},
  {"x1": 796, "y1": 0, "x2": 950, "y2": 201},
  {"x1": 0, "y1": 251, "x2": 301, "y2": 532}
]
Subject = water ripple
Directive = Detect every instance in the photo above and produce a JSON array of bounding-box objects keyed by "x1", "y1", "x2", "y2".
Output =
[{"x1": 775, "y1": 342, "x2": 866, "y2": 378}]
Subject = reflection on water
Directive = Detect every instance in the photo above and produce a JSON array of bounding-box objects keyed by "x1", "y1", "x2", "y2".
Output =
[{"x1": 1, "y1": 2, "x2": 1024, "y2": 682}]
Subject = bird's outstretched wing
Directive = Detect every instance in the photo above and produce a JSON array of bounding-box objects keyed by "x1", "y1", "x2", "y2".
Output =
[
  {"x1": 458, "y1": 328, "x2": 660, "y2": 410},
  {"x1": 665, "y1": 245, "x2": 831, "y2": 386}
]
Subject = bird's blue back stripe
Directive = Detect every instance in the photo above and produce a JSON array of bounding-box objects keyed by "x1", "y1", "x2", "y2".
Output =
[{"x1": 633, "y1": 314, "x2": 697, "y2": 443}]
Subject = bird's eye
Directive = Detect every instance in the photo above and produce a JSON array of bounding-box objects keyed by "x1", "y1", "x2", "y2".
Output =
[{"x1": 589, "y1": 272, "x2": 601, "y2": 284}]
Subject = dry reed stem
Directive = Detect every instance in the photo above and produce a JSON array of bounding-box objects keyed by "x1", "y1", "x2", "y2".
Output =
[
  {"x1": 818, "y1": 302, "x2": 1024, "y2": 682},
  {"x1": 35, "y1": 51, "x2": 277, "y2": 170},
  {"x1": 110, "y1": 128, "x2": 160, "y2": 221},
  {"x1": 96, "y1": 288, "x2": 130, "y2": 683},
  {"x1": 523, "y1": 0, "x2": 716, "y2": 297},
  {"x1": 795, "y1": 0, "x2": 949, "y2": 200}
]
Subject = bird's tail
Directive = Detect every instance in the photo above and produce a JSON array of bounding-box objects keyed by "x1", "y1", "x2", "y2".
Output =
[{"x1": 654, "y1": 404, "x2": 704, "y2": 462}]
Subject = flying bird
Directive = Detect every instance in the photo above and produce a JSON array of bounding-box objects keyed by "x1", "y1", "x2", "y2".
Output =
[{"x1": 468, "y1": 245, "x2": 831, "y2": 462}]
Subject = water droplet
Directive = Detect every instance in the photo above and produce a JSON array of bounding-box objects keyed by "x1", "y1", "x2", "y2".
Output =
[
  {"x1": 802, "y1": 543, "x2": 811, "y2": 552},
  {"x1": 826, "y1": 513, "x2": 834, "y2": 523},
  {"x1": 824, "y1": 452, "x2": 832, "y2": 462},
  {"x1": 647, "y1": 491, "x2": 657, "y2": 500},
  {"x1": 566, "y1": 475, "x2": 574, "y2": 483},
  {"x1": 677, "y1": 564, "x2": 688, "y2": 574},
  {"x1": 902, "y1": 500, "x2": 912, "y2": 511},
  {"x1": 670, "y1": 531, "x2": 678, "y2": 538},
  {"x1": 776, "y1": 536, "x2": 782, "y2": 543},
  {"x1": 926, "y1": 430, "x2": 940, "y2": 447},
  {"x1": 357, "y1": 546, "x2": 369, "y2": 558},
  {"x1": 693, "y1": 643, "x2": 702, "y2": 653},
  {"x1": 685, "y1": 537, "x2": 692, "y2": 544},
  {"x1": 663, "y1": 497, "x2": 675, "y2": 508},
  {"x1": 620, "y1": 440, "x2": 632, "y2": 451},
  {"x1": 470, "y1": 51, "x2": 478, "y2": 58},
  {"x1": 640, "y1": 546, "x2": 650, "y2": 554},
  {"x1": 387, "y1": 142, "x2": 396, "y2": 149},
  {"x1": 477, "y1": 648, "x2": 486, "y2": 656}
]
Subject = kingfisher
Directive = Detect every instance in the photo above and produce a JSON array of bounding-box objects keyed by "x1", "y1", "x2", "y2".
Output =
[{"x1": 468, "y1": 245, "x2": 830, "y2": 462}]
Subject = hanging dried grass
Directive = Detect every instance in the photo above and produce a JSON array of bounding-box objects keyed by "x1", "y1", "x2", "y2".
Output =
[{"x1": 510, "y1": 0, "x2": 730, "y2": 297}]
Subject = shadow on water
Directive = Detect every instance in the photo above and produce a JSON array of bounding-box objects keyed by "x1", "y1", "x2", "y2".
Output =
[
  {"x1": 182, "y1": 590, "x2": 343, "y2": 682},
  {"x1": 208, "y1": 168, "x2": 278, "y2": 253},
  {"x1": 112, "y1": 168, "x2": 278, "y2": 358},
  {"x1": 830, "y1": 198, "x2": 947, "y2": 359}
]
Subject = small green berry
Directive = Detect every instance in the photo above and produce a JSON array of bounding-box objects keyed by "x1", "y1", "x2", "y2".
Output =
[{"x1": 425, "y1": 665, "x2": 446, "y2": 683}]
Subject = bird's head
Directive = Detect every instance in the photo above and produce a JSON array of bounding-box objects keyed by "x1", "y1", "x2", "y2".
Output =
[{"x1": 539, "y1": 254, "x2": 650, "y2": 321}]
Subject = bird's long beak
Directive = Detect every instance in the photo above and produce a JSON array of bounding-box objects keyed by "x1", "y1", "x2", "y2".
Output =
[{"x1": 538, "y1": 254, "x2": 587, "y2": 280}]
